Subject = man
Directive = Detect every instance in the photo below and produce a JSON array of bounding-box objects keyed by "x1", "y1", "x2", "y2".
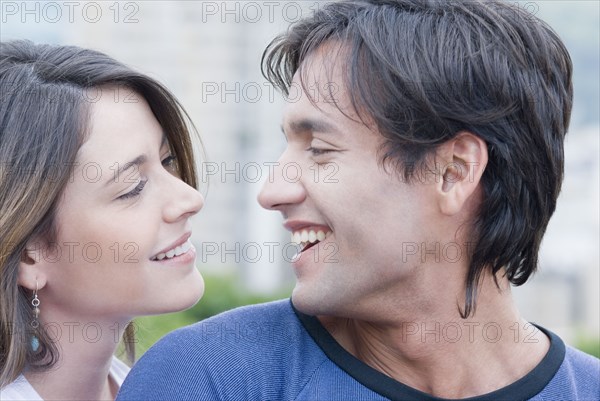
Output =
[{"x1": 118, "y1": 1, "x2": 599, "y2": 400}]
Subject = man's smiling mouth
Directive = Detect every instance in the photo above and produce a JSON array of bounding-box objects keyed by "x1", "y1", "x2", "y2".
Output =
[{"x1": 291, "y1": 229, "x2": 332, "y2": 252}]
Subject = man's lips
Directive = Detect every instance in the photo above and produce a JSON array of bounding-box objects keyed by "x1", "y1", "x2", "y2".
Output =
[{"x1": 283, "y1": 220, "x2": 331, "y2": 233}]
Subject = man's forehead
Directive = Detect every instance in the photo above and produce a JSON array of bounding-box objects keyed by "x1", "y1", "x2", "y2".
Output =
[
  {"x1": 295, "y1": 41, "x2": 348, "y2": 87},
  {"x1": 281, "y1": 89, "x2": 344, "y2": 134}
]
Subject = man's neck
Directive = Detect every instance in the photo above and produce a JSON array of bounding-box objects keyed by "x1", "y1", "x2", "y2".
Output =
[{"x1": 319, "y1": 275, "x2": 551, "y2": 399}]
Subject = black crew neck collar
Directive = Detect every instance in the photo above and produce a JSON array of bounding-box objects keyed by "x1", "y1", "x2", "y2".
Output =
[{"x1": 291, "y1": 300, "x2": 565, "y2": 401}]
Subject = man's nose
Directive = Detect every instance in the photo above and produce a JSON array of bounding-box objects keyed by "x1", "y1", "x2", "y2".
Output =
[{"x1": 257, "y1": 151, "x2": 307, "y2": 211}]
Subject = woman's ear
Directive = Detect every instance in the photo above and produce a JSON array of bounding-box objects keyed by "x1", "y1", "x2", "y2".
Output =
[
  {"x1": 435, "y1": 131, "x2": 488, "y2": 216},
  {"x1": 17, "y1": 243, "x2": 48, "y2": 291}
]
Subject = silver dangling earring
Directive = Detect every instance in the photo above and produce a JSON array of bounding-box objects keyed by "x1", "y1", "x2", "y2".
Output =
[{"x1": 31, "y1": 280, "x2": 40, "y2": 352}]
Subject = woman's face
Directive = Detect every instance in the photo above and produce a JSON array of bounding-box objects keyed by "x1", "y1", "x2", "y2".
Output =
[{"x1": 37, "y1": 86, "x2": 205, "y2": 323}]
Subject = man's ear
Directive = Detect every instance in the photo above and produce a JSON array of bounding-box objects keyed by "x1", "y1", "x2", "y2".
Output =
[
  {"x1": 17, "y1": 242, "x2": 48, "y2": 291},
  {"x1": 436, "y1": 131, "x2": 488, "y2": 216}
]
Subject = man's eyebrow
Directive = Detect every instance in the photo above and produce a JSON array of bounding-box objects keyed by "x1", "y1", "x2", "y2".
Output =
[
  {"x1": 104, "y1": 155, "x2": 147, "y2": 187},
  {"x1": 286, "y1": 118, "x2": 339, "y2": 135}
]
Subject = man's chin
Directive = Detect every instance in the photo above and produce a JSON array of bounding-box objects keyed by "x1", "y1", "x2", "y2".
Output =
[{"x1": 291, "y1": 289, "x2": 334, "y2": 317}]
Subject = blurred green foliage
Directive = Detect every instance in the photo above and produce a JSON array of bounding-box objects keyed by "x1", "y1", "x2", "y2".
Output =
[
  {"x1": 575, "y1": 333, "x2": 600, "y2": 359},
  {"x1": 132, "y1": 274, "x2": 291, "y2": 356}
]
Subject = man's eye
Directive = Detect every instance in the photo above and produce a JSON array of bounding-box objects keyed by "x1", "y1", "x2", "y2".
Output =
[
  {"x1": 307, "y1": 147, "x2": 333, "y2": 156},
  {"x1": 118, "y1": 180, "x2": 147, "y2": 200}
]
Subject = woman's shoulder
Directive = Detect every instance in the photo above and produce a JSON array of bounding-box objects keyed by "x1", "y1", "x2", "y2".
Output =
[
  {"x1": 0, "y1": 374, "x2": 43, "y2": 401},
  {"x1": 110, "y1": 355, "x2": 131, "y2": 386},
  {"x1": 1, "y1": 357, "x2": 130, "y2": 400}
]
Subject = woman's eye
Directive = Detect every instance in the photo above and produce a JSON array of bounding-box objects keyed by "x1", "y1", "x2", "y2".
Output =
[
  {"x1": 118, "y1": 180, "x2": 147, "y2": 200},
  {"x1": 162, "y1": 155, "x2": 176, "y2": 167},
  {"x1": 162, "y1": 155, "x2": 178, "y2": 171}
]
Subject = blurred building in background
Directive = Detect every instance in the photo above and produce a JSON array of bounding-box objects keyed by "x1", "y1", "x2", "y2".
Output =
[
  {"x1": 1, "y1": 1, "x2": 598, "y2": 342},
  {"x1": 513, "y1": 126, "x2": 599, "y2": 341}
]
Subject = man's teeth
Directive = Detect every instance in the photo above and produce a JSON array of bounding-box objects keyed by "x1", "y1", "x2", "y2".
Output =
[
  {"x1": 153, "y1": 240, "x2": 192, "y2": 261},
  {"x1": 291, "y1": 229, "x2": 330, "y2": 248}
]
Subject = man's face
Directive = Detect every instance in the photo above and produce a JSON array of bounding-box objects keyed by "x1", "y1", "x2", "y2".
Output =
[{"x1": 258, "y1": 49, "x2": 442, "y2": 319}]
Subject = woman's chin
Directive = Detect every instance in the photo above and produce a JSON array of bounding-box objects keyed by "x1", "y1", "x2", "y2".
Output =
[
  {"x1": 151, "y1": 272, "x2": 205, "y2": 315},
  {"x1": 175, "y1": 272, "x2": 205, "y2": 312}
]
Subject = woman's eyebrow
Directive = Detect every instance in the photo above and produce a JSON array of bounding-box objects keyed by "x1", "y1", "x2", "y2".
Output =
[{"x1": 103, "y1": 155, "x2": 147, "y2": 187}]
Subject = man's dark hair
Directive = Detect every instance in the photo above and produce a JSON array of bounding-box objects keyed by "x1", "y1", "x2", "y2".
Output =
[{"x1": 262, "y1": 0, "x2": 573, "y2": 317}]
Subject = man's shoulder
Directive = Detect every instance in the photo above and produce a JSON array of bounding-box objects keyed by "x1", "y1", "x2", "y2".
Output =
[
  {"x1": 148, "y1": 298, "x2": 300, "y2": 356},
  {"x1": 197, "y1": 297, "x2": 296, "y2": 326},
  {"x1": 117, "y1": 299, "x2": 332, "y2": 400},
  {"x1": 562, "y1": 345, "x2": 600, "y2": 382},
  {"x1": 536, "y1": 345, "x2": 600, "y2": 400},
  {"x1": 179, "y1": 298, "x2": 294, "y2": 328}
]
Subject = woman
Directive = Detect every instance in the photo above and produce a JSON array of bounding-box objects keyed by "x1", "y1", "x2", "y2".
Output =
[{"x1": 0, "y1": 40, "x2": 205, "y2": 400}]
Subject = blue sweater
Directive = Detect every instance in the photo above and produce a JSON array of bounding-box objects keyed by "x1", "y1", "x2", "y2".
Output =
[{"x1": 118, "y1": 299, "x2": 600, "y2": 401}]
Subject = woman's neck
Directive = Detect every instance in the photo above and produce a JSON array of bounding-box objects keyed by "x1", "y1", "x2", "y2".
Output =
[{"x1": 24, "y1": 317, "x2": 128, "y2": 401}]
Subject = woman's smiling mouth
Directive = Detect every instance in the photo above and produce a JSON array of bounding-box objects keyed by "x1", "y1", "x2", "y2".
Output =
[{"x1": 151, "y1": 239, "x2": 193, "y2": 261}]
